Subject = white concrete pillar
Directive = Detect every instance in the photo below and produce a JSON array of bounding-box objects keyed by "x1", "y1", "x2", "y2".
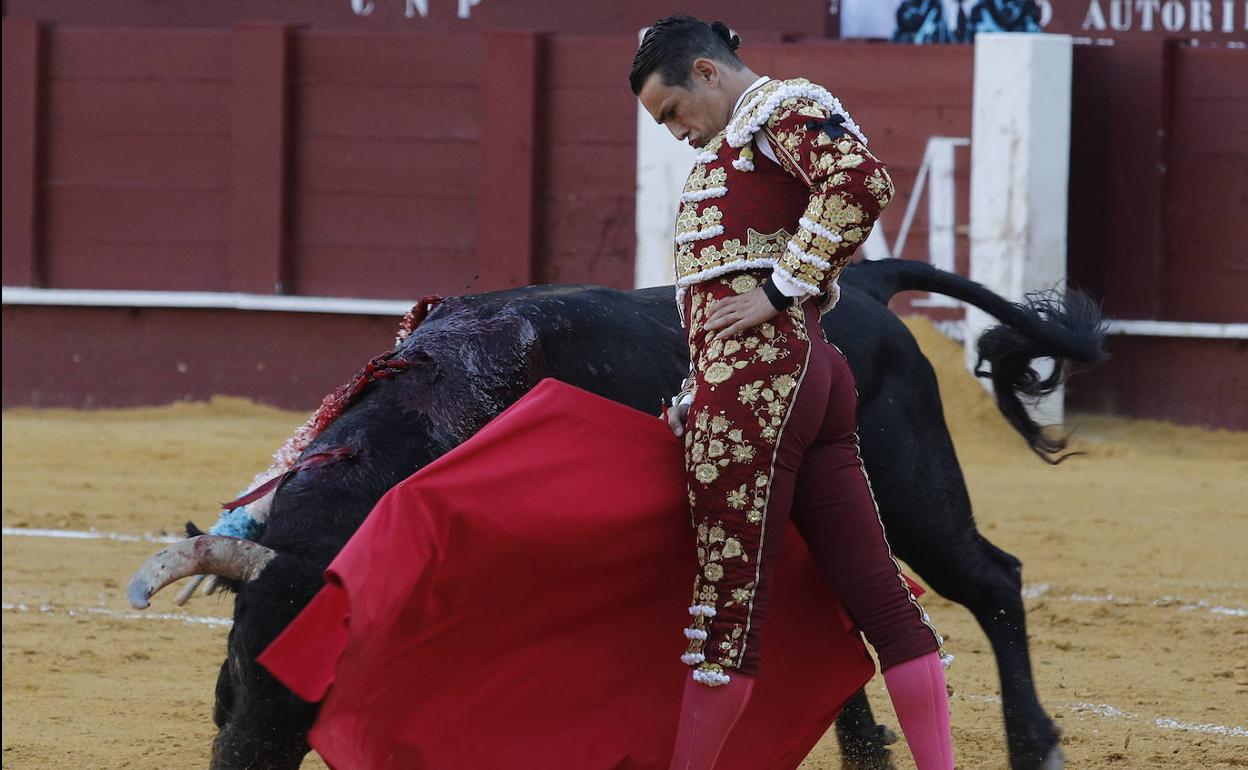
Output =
[{"x1": 968, "y1": 32, "x2": 1073, "y2": 426}]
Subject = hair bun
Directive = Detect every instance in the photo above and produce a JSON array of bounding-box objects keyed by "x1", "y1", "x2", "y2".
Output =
[{"x1": 709, "y1": 21, "x2": 741, "y2": 51}]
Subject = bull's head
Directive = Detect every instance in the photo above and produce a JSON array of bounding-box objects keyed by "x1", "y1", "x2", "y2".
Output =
[{"x1": 129, "y1": 537, "x2": 319, "y2": 770}]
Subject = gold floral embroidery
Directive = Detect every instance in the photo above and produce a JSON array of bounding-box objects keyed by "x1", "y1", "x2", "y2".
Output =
[
  {"x1": 773, "y1": 126, "x2": 805, "y2": 157},
  {"x1": 695, "y1": 228, "x2": 792, "y2": 269},
  {"x1": 704, "y1": 362, "x2": 735, "y2": 384},
  {"x1": 676, "y1": 204, "x2": 723, "y2": 235},
  {"x1": 682, "y1": 163, "x2": 727, "y2": 195},
  {"x1": 837, "y1": 153, "x2": 865, "y2": 169},
  {"x1": 795, "y1": 226, "x2": 841, "y2": 257},
  {"x1": 821, "y1": 194, "x2": 865, "y2": 230},
  {"x1": 718, "y1": 625, "x2": 744, "y2": 661},
  {"x1": 681, "y1": 274, "x2": 813, "y2": 671},
  {"x1": 866, "y1": 167, "x2": 894, "y2": 206},
  {"x1": 773, "y1": 374, "x2": 797, "y2": 398},
  {"x1": 729, "y1": 585, "x2": 753, "y2": 605}
]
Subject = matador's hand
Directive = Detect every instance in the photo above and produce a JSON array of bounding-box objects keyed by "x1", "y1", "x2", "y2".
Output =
[
  {"x1": 663, "y1": 400, "x2": 690, "y2": 437},
  {"x1": 703, "y1": 287, "x2": 781, "y2": 341}
]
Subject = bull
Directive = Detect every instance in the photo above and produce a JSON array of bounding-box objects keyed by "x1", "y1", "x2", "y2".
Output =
[{"x1": 129, "y1": 258, "x2": 1105, "y2": 770}]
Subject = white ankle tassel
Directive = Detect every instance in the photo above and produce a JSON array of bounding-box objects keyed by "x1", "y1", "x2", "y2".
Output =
[{"x1": 692, "y1": 668, "x2": 731, "y2": 687}]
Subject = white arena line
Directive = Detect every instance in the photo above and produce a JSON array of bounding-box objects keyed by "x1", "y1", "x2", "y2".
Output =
[
  {"x1": 7, "y1": 531, "x2": 1246, "y2": 619},
  {"x1": 1021, "y1": 583, "x2": 1247, "y2": 618},
  {"x1": 2, "y1": 601, "x2": 232, "y2": 628},
  {"x1": 2, "y1": 526, "x2": 182, "y2": 544},
  {"x1": 958, "y1": 693, "x2": 1247, "y2": 738}
]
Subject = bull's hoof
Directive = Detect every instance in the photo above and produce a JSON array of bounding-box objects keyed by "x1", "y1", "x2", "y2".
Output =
[
  {"x1": 840, "y1": 726, "x2": 898, "y2": 770},
  {"x1": 1036, "y1": 746, "x2": 1065, "y2": 770}
]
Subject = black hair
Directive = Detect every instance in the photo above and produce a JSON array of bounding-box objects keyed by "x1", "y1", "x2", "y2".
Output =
[{"x1": 629, "y1": 15, "x2": 743, "y2": 95}]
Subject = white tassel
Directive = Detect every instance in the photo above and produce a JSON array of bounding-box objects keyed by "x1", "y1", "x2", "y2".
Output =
[
  {"x1": 785, "y1": 240, "x2": 832, "y2": 271},
  {"x1": 687, "y1": 604, "x2": 718, "y2": 617},
  {"x1": 768, "y1": 267, "x2": 828, "y2": 297},
  {"x1": 726, "y1": 79, "x2": 867, "y2": 149},
  {"x1": 674, "y1": 225, "x2": 724, "y2": 245},
  {"x1": 683, "y1": 627, "x2": 708, "y2": 640},
  {"x1": 732, "y1": 157, "x2": 754, "y2": 172},
  {"x1": 679, "y1": 186, "x2": 728, "y2": 203},
  {"x1": 940, "y1": 652, "x2": 955, "y2": 669},
  {"x1": 798, "y1": 216, "x2": 843, "y2": 245},
  {"x1": 675, "y1": 257, "x2": 783, "y2": 288},
  {"x1": 681, "y1": 652, "x2": 706, "y2": 665},
  {"x1": 692, "y1": 669, "x2": 731, "y2": 687}
]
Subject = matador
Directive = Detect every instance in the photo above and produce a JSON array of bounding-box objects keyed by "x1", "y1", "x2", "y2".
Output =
[{"x1": 631, "y1": 15, "x2": 955, "y2": 770}]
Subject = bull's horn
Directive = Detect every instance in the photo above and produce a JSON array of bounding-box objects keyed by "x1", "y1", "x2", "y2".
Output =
[{"x1": 128, "y1": 536, "x2": 276, "y2": 609}]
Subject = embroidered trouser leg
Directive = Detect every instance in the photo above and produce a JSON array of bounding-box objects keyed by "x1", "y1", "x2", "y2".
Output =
[{"x1": 678, "y1": 269, "x2": 941, "y2": 683}]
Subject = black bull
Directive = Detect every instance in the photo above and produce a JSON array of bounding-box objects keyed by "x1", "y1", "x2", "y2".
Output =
[{"x1": 130, "y1": 259, "x2": 1105, "y2": 770}]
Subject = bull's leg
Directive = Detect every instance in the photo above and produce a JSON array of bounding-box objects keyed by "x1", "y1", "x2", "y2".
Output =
[
  {"x1": 900, "y1": 534, "x2": 1063, "y2": 770},
  {"x1": 834, "y1": 688, "x2": 898, "y2": 770},
  {"x1": 853, "y1": 426, "x2": 1061, "y2": 768}
]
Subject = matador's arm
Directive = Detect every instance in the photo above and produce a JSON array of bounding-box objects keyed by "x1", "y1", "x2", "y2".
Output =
[{"x1": 761, "y1": 98, "x2": 895, "y2": 313}]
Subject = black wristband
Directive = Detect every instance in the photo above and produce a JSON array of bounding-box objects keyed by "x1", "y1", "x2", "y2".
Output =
[{"x1": 761, "y1": 275, "x2": 795, "y2": 311}]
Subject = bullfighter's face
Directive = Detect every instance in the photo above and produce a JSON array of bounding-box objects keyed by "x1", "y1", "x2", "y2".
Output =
[{"x1": 637, "y1": 57, "x2": 735, "y2": 150}]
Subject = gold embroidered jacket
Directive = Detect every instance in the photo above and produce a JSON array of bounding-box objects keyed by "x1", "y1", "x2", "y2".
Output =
[{"x1": 672, "y1": 78, "x2": 895, "y2": 323}]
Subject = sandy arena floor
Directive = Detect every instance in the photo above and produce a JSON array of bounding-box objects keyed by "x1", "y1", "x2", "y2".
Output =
[{"x1": 3, "y1": 319, "x2": 1246, "y2": 769}]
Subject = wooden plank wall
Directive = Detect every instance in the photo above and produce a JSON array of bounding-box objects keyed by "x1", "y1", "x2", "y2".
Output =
[
  {"x1": 288, "y1": 31, "x2": 483, "y2": 299},
  {"x1": 3, "y1": 21, "x2": 1244, "y2": 426},
  {"x1": 1162, "y1": 44, "x2": 1248, "y2": 323},
  {"x1": 2, "y1": 24, "x2": 646, "y2": 300},
  {"x1": 536, "y1": 35, "x2": 639, "y2": 288},
  {"x1": 38, "y1": 27, "x2": 233, "y2": 291},
  {"x1": 1069, "y1": 41, "x2": 1248, "y2": 324}
]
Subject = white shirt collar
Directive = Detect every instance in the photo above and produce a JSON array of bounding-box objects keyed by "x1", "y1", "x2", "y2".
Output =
[{"x1": 731, "y1": 75, "x2": 772, "y2": 119}]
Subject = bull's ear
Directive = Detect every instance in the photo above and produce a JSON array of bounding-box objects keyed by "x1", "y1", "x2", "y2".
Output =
[{"x1": 186, "y1": 520, "x2": 206, "y2": 537}]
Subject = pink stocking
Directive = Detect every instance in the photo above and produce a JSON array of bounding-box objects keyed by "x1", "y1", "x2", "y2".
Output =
[
  {"x1": 667, "y1": 671, "x2": 756, "y2": 770},
  {"x1": 881, "y1": 651, "x2": 954, "y2": 770}
]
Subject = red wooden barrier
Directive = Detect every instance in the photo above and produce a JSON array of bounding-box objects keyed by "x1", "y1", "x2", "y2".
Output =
[
  {"x1": 1, "y1": 19, "x2": 44, "y2": 287},
  {"x1": 229, "y1": 24, "x2": 293, "y2": 294},
  {"x1": 1, "y1": 18, "x2": 1244, "y2": 429},
  {"x1": 288, "y1": 30, "x2": 482, "y2": 298},
  {"x1": 476, "y1": 31, "x2": 540, "y2": 288}
]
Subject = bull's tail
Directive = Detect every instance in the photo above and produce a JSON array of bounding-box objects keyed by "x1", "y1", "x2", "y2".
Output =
[{"x1": 848, "y1": 259, "x2": 1109, "y2": 463}]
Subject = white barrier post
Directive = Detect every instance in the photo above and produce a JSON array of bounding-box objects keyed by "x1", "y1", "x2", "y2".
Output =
[
  {"x1": 968, "y1": 32, "x2": 1073, "y2": 426},
  {"x1": 634, "y1": 108, "x2": 697, "y2": 289}
]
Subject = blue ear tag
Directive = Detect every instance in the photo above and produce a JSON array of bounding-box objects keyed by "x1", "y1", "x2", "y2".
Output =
[{"x1": 208, "y1": 506, "x2": 266, "y2": 540}]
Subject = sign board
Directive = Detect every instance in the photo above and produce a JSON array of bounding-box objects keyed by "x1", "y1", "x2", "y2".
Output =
[{"x1": 833, "y1": 0, "x2": 1246, "y2": 43}]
